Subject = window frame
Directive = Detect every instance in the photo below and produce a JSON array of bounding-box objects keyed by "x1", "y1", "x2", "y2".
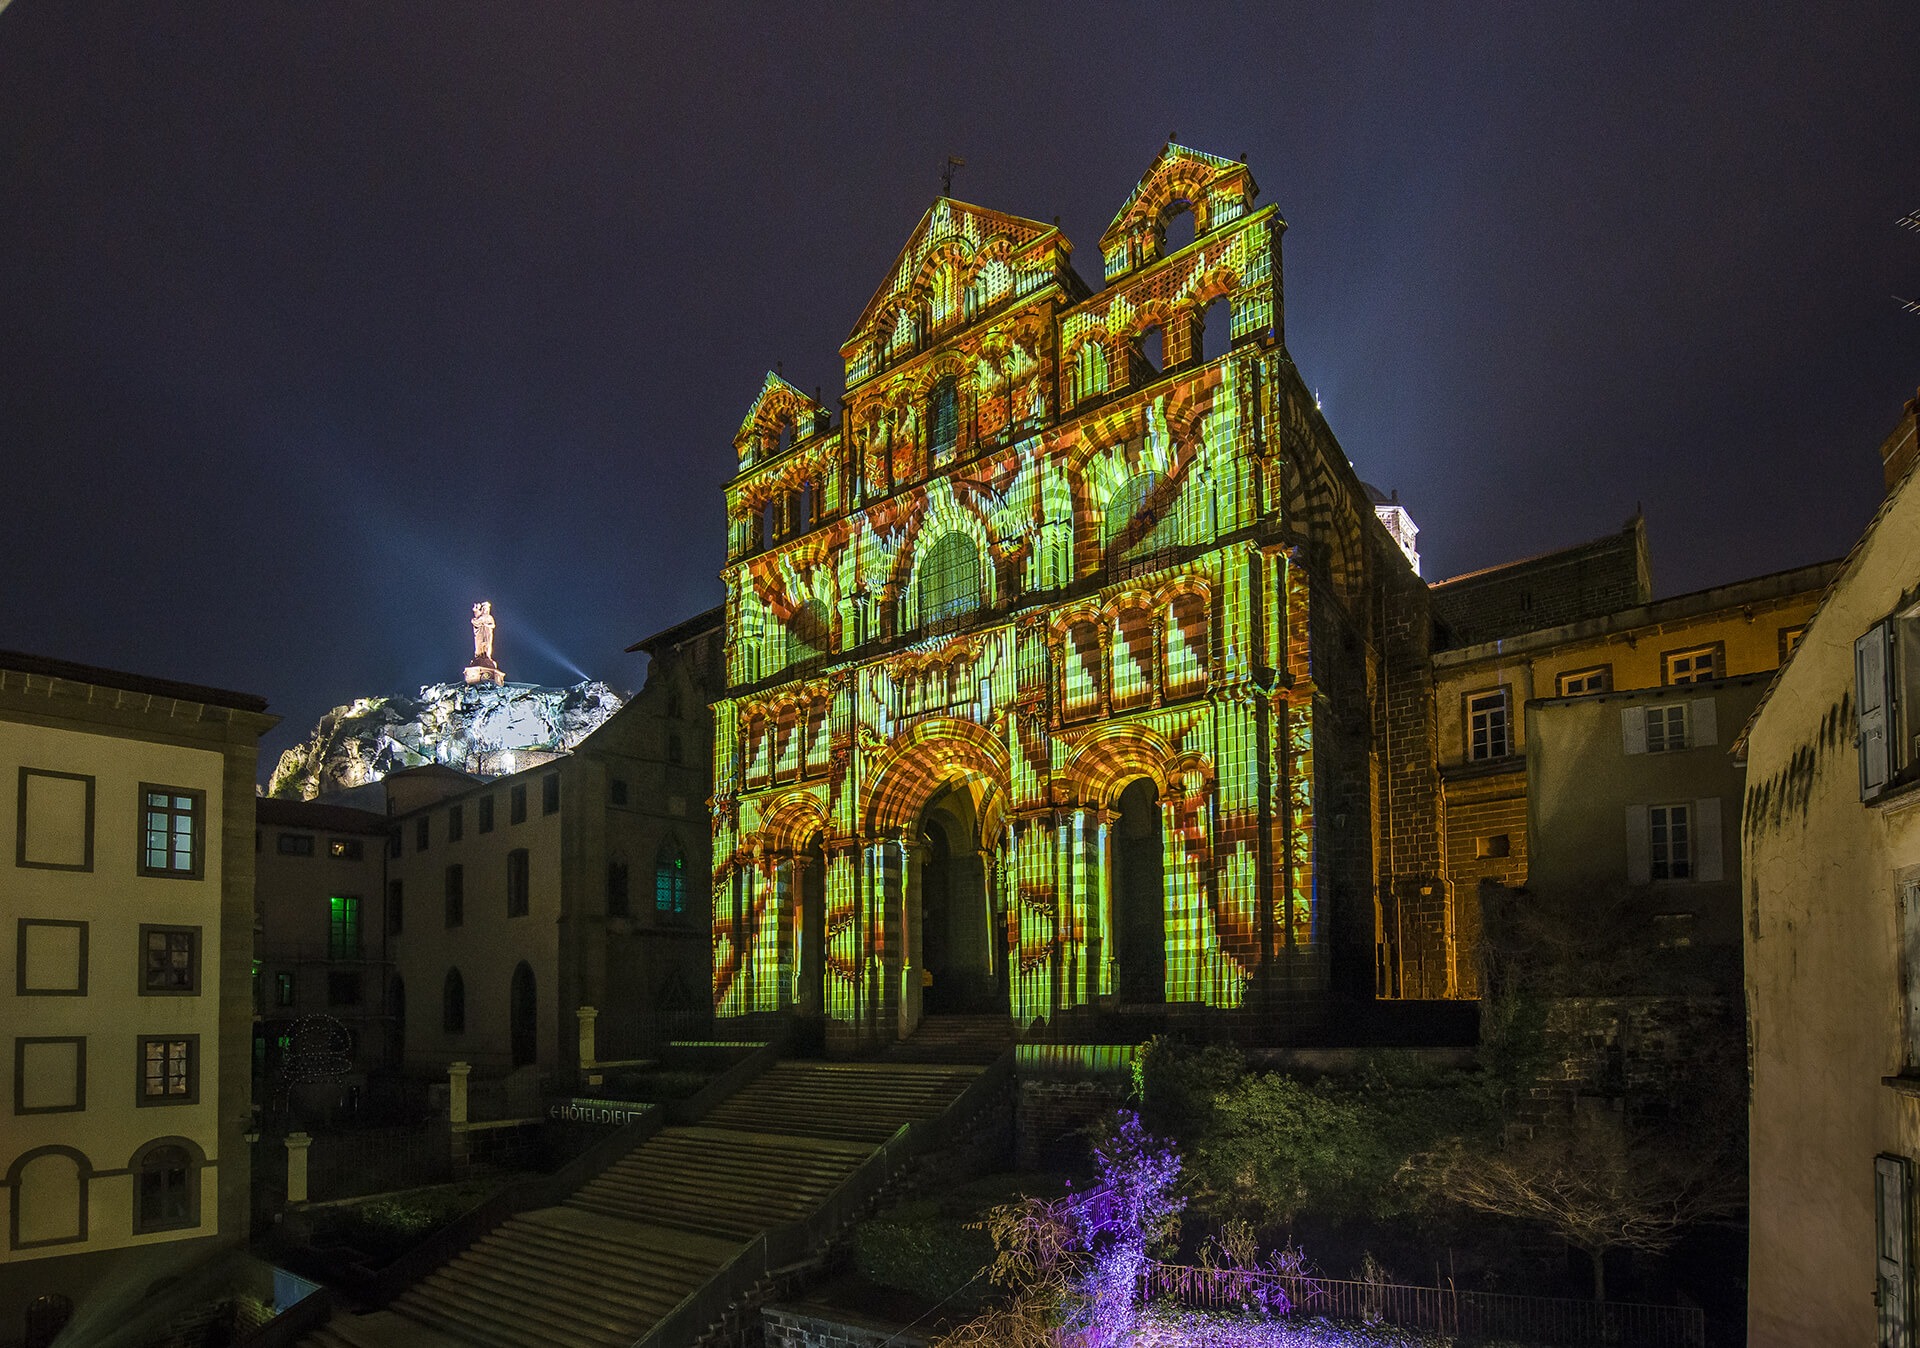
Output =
[
  {"x1": 1661, "y1": 642, "x2": 1724, "y2": 686},
  {"x1": 13, "y1": 1036, "x2": 87, "y2": 1115},
  {"x1": 276, "y1": 832, "x2": 315, "y2": 857},
  {"x1": 137, "y1": 784, "x2": 205, "y2": 881},
  {"x1": 138, "y1": 925, "x2": 201, "y2": 997},
  {"x1": 655, "y1": 839, "x2": 688, "y2": 918},
  {"x1": 274, "y1": 971, "x2": 295, "y2": 1008},
  {"x1": 131, "y1": 1139, "x2": 201, "y2": 1235},
  {"x1": 444, "y1": 864, "x2": 464, "y2": 928},
  {"x1": 135, "y1": 1034, "x2": 199, "y2": 1108},
  {"x1": 541, "y1": 773, "x2": 560, "y2": 816},
  {"x1": 510, "y1": 784, "x2": 527, "y2": 825},
  {"x1": 506, "y1": 849, "x2": 531, "y2": 918},
  {"x1": 478, "y1": 794, "x2": 495, "y2": 833},
  {"x1": 1645, "y1": 703, "x2": 1690, "y2": 754},
  {"x1": 328, "y1": 896, "x2": 362, "y2": 960},
  {"x1": 16, "y1": 919, "x2": 88, "y2": 997},
  {"x1": 1648, "y1": 802, "x2": 1693, "y2": 882},
  {"x1": 1555, "y1": 665, "x2": 1613, "y2": 697},
  {"x1": 15, "y1": 767, "x2": 95, "y2": 872},
  {"x1": 447, "y1": 804, "x2": 464, "y2": 843},
  {"x1": 917, "y1": 532, "x2": 983, "y2": 628},
  {"x1": 1464, "y1": 688, "x2": 1513, "y2": 762}
]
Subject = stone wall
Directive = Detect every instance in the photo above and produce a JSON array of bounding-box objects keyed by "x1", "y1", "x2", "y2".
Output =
[
  {"x1": 764, "y1": 1304, "x2": 929, "y2": 1348},
  {"x1": 1510, "y1": 994, "x2": 1743, "y2": 1135},
  {"x1": 1015, "y1": 1076, "x2": 1129, "y2": 1171},
  {"x1": 1431, "y1": 519, "x2": 1650, "y2": 648}
]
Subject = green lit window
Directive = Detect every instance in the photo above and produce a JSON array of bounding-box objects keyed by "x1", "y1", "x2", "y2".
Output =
[
  {"x1": 139, "y1": 786, "x2": 202, "y2": 878},
  {"x1": 275, "y1": 971, "x2": 294, "y2": 1007},
  {"x1": 918, "y1": 533, "x2": 981, "y2": 627},
  {"x1": 655, "y1": 840, "x2": 687, "y2": 917},
  {"x1": 328, "y1": 896, "x2": 361, "y2": 959}
]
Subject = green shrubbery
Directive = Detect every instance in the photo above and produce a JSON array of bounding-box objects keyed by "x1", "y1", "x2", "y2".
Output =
[{"x1": 855, "y1": 1174, "x2": 1066, "y2": 1311}]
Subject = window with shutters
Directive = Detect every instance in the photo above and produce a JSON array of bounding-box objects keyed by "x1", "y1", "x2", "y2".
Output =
[
  {"x1": 1626, "y1": 797, "x2": 1724, "y2": 885},
  {"x1": 1859, "y1": 617, "x2": 1920, "y2": 802},
  {"x1": 1622, "y1": 697, "x2": 1718, "y2": 757},
  {"x1": 1878, "y1": 1154, "x2": 1913, "y2": 1347}
]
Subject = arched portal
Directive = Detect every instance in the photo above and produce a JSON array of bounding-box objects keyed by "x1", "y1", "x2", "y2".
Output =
[
  {"x1": 509, "y1": 961, "x2": 537, "y2": 1068},
  {"x1": 1112, "y1": 778, "x2": 1166, "y2": 1004},
  {"x1": 916, "y1": 782, "x2": 1003, "y2": 1015},
  {"x1": 795, "y1": 832, "x2": 827, "y2": 1020}
]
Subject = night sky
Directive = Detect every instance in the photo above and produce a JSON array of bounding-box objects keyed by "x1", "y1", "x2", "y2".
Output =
[{"x1": 3, "y1": 3, "x2": 1917, "y2": 770}]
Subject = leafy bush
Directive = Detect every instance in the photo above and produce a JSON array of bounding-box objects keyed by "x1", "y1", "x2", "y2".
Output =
[{"x1": 855, "y1": 1197, "x2": 998, "y2": 1308}]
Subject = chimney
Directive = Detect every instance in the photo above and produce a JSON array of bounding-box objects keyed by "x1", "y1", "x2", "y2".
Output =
[{"x1": 1880, "y1": 387, "x2": 1920, "y2": 492}]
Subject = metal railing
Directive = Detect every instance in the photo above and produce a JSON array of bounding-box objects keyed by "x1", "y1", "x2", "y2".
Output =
[{"x1": 1144, "y1": 1262, "x2": 1706, "y2": 1348}]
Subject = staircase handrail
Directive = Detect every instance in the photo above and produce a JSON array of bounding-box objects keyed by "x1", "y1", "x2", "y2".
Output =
[{"x1": 629, "y1": 1049, "x2": 1015, "y2": 1348}]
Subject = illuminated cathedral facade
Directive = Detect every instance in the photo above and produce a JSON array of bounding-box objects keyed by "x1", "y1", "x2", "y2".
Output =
[{"x1": 711, "y1": 145, "x2": 1452, "y2": 1046}]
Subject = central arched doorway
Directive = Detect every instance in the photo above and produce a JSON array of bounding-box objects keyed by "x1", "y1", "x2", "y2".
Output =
[
  {"x1": 1112, "y1": 778, "x2": 1166, "y2": 1004},
  {"x1": 916, "y1": 782, "x2": 1004, "y2": 1015},
  {"x1": 509, "y1": 961, "x2": 537, "y2": 1067}
]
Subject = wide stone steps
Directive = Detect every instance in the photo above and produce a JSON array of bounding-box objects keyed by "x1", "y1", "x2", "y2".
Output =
[
  {"x1": 297, "y1": 1058, "x2": 986, "y2": 1348},
  {"x1": 701, "y1": 1062, "x2": 981, "y2": 1141},
  {"x1": 886, "y1": 1014, "x2": 1015, "y2": 1064}
]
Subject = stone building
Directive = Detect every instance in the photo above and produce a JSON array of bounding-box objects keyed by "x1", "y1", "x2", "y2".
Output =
[
  {"x1": 252, "y1": 797, "x2": 396, "y2": 1107},
  {"x1": 0, "y1": 651, "x2": 274, "y2": 1348},
  {"x1": 1742, "y1": 387, "x2": 1920, "y2": 1346},
  {"x1": 710, "y1": 144, "x2": 1449, "y2": 1050},
  {"x1": 1429, "y1": 527, "x2": 1833, "y2": 991},
  {"x1": 385, "y1": 610, "x2": 721, "y2": 1085}
]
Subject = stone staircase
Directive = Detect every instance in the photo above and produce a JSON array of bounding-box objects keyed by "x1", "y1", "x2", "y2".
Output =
[
  {"x1": 296, "y1": 1061, "x2": 986, "y2": 1348},
  {"x1": 883, "y1": 1013, "x2": 1015, "y2": 1066}
]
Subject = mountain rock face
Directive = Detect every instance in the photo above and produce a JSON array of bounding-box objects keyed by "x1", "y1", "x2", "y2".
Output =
[{"x1": 268, "y1": 679, "x2": 625, "y2": 800}]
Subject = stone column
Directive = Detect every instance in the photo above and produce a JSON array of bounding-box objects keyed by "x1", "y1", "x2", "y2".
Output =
[
  {"x1": 897, "y1": 837, "x2": 920, "y2": 1040},
  {"x1": 576, "y1": 1008, "x2": 599, "y2": 1089},
  {"x1": 447, "y1": 1062, "x2": 471, "y2": 1126},
  {"x1": 284, "y1": 1132, "x2": 312, "y2": 1206}
]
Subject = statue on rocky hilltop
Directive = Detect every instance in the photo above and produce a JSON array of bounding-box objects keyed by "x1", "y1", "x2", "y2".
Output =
[{"x1": 465, "y1": 601, "x2": 505, "y2": 686}]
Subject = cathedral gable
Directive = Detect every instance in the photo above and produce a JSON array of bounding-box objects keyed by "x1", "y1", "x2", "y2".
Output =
[
  {"x1": 841, "y1": 198, "x2": 1068, "y2": 389},
  {"x1": 734, "y1": 371, "x2": 827, "y2": 468}
]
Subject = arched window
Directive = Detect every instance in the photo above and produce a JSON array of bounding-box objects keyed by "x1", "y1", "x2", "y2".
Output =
[
  {"x1": 918, "y1": 533, "x2": 981, "y2": 627},
  {"x1": 133, "y1": 1140, "x2": 198, "y2": 1234},
  {"x1": 927, "y1": 377, "x2": 960, "y2": 461},
  {"x1": 1157, "y1": 200, "x2": 1198, "y2": 256},
  {"x1": 1105, "y1": 472, "x2": 1160, "y2": 552},
  {"x1": 787, "y1": 598, "x2": 831, "y2": 668},
  {"x1": 442, "y1": 968, "x2": 465, "y2": 1034},
  {"x1": 24, "y1": 1293, "x2": 74, "y2": 1348},
  {"x1": 655, "y1": 839, "x2": 687, "y2": 917},
  {"x1": 8, "y1": 1148, "x2": 88, "y2": 1249}
]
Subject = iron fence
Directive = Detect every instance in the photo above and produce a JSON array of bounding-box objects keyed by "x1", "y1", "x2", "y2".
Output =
[{"x1": 1144, "y1": 1262, "x2": 1706, "y2": 1348}]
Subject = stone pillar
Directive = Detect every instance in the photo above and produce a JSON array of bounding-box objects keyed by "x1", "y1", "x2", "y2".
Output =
[
  {"x1": 447, "y1": 1062, "x2": 471, "y2": 1126},
  {"x1": 898, "y1": 837, "x2": 920, "y2": 1040},
  {"x1": 576, "y1": 1007, "x2": 599, "y2": 1088},
  {"x1": 284, "y1": 1132, "x2": 312, "y2": 1206}
]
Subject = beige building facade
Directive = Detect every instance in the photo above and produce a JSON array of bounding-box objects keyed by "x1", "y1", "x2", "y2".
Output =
[
  {"x1": 0, "y1": 652, "x2": 272, "y2": 1348},
  {"x1": 1744, "y1": 391, "x2": 1920, "y2": 1346},
  {"x1": 1432, "y1": 546, "x2": 1833, "y2": 989}
]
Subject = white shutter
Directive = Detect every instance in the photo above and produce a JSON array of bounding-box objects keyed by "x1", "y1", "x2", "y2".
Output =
[
  {"x1": 1621, "y1": 706, "x2": 1648, "y2": 755},
  {"x1": 1693, "y1": 797, "x2": 1724, "y2": 882},
  {"x1": 1625, "y1": 804, "x2": 1651, "y2": 884},
  {"x1": 1861, "y1": 624, "x2": 1893, "y2": 799},
  {"x1": 1690, "y1": 697, "x2": 1717, "y2": 748}
]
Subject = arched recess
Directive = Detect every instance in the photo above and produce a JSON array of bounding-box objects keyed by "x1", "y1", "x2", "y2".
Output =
[
  {"x1": 864, "y1": 717, "x2": 1012, "y2": 840},
  {"x1": 915, "y1": 532, "x2": 984, "y2": 628},
  {"x1": 917, "y1": 782, "x2": 1004, "y2": 1014},
  {"x1": 7, "y1": 1146, "x2": 90, "y2": 1249},
  {"x1": 1063, "y1": 721, "x2": 1177, "y2": 810},
  {"x1": 787, "y1": 598, "x2": 831, "y2": 667},
  {"x1": 24, "y1": 1292, "x2": 74, "y2": 1348},
  {"x1": 129, "y1": 1135, "x2": 205, "y2": 1235},
  {"x1": 1111, "y1": 778, "x2": 1167, "y2": 1005},
  {"x1": 509, "y1": 961, "x2": 537, "y2": 1068}
]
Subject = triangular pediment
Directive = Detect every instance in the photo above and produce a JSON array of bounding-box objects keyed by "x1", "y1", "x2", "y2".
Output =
[
  {"x1": 842, "y1": 197, "x2": 1062, "y2": 355},
  {"x1": 1098, "y1": 144, "x2": 1259, "y2": 276}
]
